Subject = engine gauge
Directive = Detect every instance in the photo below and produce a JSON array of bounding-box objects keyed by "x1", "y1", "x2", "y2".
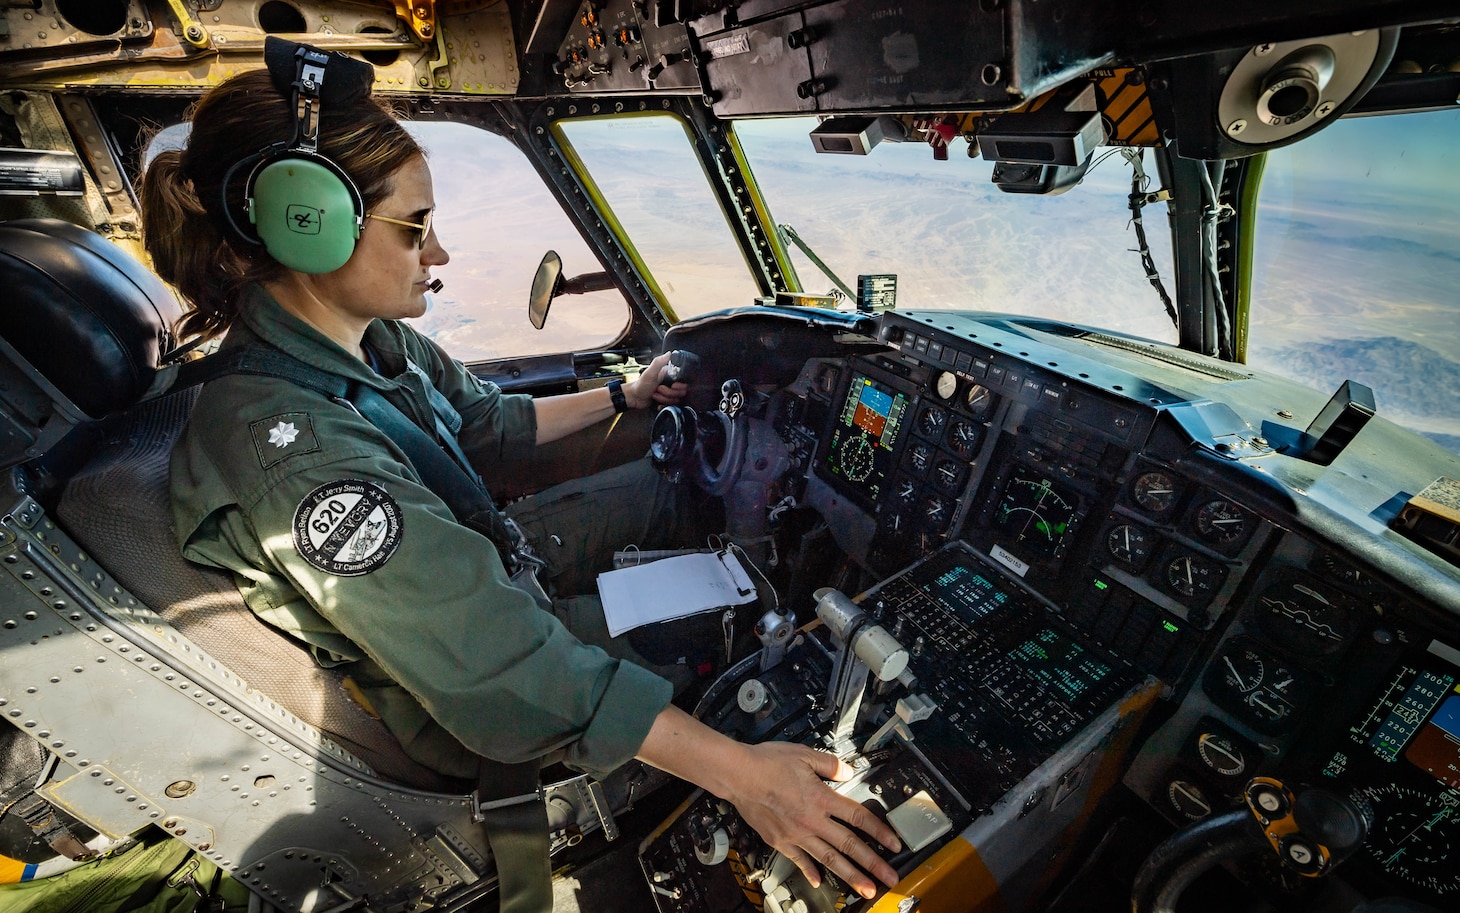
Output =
[
  {"x1": 917, "y1": 404, "x2": 948, "y2": 439},
  {"x1": 935, "y1": 371, "x2": 958, "y2": 401},
  {"x1": 964, "y1": 383, "x2": 995, "y2": 420},
  {"x1": 1194, "y1": 499, "x2": 1252, "y2": 548},
  {"x1": 894, "y1": 478, "x2": 920, "y2": 505},
  {"x1": 881, "y1": 508, "x2": 912, "y2": 538},
  {"x1": 1106, "y1": 523, "x2": 1154, "y2": 569},
  {"x1": 1355, "y1": 782, "x2": 1460, "y2": 897},
  {"x1": 923, "y1": 495, "x2": 953, "y2": 530},
  {"x1": 1255, "y1": 577, "x2": 1356, "y2": 656},
  {"x1": 1163, "y1": 553, "x2": 1225, "y2": 601},
  {"x1": 1132, "y1": 470, "x2": 1181, "y2": 515},
  {"x1": 932, "y1": 458, "x2": 968, "y2": 495},
  {"x1": 946, "y1": 418, "x2": 982, "y2": 459},
  {"x1": 906, "y1": 442, "x2": 933, "y2": 474}
]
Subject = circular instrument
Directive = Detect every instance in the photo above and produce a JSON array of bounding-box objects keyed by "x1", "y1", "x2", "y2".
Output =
[
  {"x1": 1194, "y1": 498, "x2": 1251, "y2": 547},
  {"x1": 917, "y1": 404, "x2": 947, "y2": 439},
  {"x1": 837, "y1": 433, "x2": 876, "y2": 483},
  {"x1": 1132, "y1": 470, "x2": 1181, "y2": 514},
  {"x1": 946, "y1": 418, "x2": 982, "y2": 459},
  {"x1": 1164, "y1": 553, "x2": 1224, "y2": 600},
  {"x1": 1106, "y1": 523, "x2": 1154, "y2": 568},
  {"x1": 1197, "y1": 731, "x2": 1248, "y2": 777},
  {"x1": 964, "y1": 383, "x2": 995, "y2": 419},
  {"x1": 935, "y1": 370, "x2": 958, "y2": 400},
  {"x1": 1355, "y1": 782, "x2": 1460, "y2": 896}
]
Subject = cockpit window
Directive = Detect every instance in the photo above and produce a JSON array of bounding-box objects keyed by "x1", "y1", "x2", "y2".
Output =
[
  {"x1": 733, "y1": 118, "x2": 1179, "y2": 345},
  {"x1": 405, "y1": 122, "x2": 629, "y2": 362},
  {"x1": 1249, "y1": 108, "x2": 1460, "y2": 454},
  {"x1": 146, "y1": 121, "x2": 630, "y2": 363},
  {"x1": 555, "y1": 115, "x2": 763, "y2": 321}
]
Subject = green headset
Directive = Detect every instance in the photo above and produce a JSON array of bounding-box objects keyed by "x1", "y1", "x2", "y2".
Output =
[{"x1": 222, "y1": 39, "x2": 374, "y2": 274}]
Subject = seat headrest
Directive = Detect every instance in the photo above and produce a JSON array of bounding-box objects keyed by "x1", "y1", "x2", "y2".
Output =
[{"x1": 0, "y1": 218, "x2": 181, "y2": 419}]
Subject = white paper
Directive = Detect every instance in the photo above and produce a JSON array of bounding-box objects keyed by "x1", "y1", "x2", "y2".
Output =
[{"x1": 597, "y1": 549, "x2": 758, "y2": 637}]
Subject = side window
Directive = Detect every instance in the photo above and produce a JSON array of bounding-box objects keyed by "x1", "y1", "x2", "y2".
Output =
[
  {"x1": 406, "y1": 122, "x2": 628, "y2": 361},
  {"x1": 556, "y1": 115, "x2": 762, "y2": 321},
  {"x1": 146, "y1": 122, "x2": 630, "y2": 362}
]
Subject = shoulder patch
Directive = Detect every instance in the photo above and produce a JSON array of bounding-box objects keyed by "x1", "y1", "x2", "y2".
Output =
[
  {"x1": 292, "y1": 480, "x2": 404, "y2": 576},
  {"x1": 251, "y1": 412, "x2": 320, "y2": 470}
]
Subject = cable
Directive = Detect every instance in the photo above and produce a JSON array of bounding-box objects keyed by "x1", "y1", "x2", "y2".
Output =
[
  {"x1": 1122, "y1": 149, "x2": 1178, "y2": 330},
  {"x1": 1197, "y1": 160, "x2": 1234, "y2": 360}
]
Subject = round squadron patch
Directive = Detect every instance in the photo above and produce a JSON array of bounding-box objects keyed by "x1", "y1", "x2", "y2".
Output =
[{"x1": 292, "y1": 480, "x2": 403, "y2": 576}]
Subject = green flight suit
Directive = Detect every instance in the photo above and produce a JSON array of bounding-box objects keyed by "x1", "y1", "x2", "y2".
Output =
[{"x1": 170, "y1": 285, "x2": 675, "y2": 781}]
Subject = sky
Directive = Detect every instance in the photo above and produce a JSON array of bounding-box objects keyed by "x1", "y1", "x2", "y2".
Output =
[{"x1": 156, "y1": 107, "x2": 1459, "y2": 452}]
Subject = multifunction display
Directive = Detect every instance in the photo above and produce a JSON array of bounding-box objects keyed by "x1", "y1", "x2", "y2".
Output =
[{"x1": 824, "y1": 371, "x2": 910, "y2": 504}]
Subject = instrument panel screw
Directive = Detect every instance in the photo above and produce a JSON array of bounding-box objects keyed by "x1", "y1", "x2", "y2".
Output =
[
  {"x1": 1255, "y1": 43, "x2": 1275, "y2": 56},
  {"x1": 1226, "y1": 120, "x2": 1247, "y2": 136},
  {"x1": 1314, "y1": 101, "x2": 1335, "y2": 118}
]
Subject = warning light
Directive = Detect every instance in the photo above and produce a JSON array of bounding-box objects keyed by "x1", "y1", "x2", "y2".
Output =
[
  {"x1": 1094, "y1": 579, "x2": 1109, "y2": 590},
  {"x1": 1162, "y1": 621, "x2": 1179, "y2": 633}
]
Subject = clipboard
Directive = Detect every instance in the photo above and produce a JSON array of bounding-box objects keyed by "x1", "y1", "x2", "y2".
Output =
[{"x1": 597, "y1": 548, "x2": 758, "y2": 637}]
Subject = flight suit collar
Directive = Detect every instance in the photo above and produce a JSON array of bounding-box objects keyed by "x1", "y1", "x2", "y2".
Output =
[{"x1": 232, "y1": 284, "x2": 404, "y2": 390}]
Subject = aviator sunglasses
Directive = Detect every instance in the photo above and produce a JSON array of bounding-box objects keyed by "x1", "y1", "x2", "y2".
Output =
[{"x1": 364, "y1": 208, "x2": 434, "y2": 248}]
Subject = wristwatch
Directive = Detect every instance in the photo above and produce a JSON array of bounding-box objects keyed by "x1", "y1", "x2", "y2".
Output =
[{"x1": 607, "y1": 378, "x2": 627, "y2": 414}]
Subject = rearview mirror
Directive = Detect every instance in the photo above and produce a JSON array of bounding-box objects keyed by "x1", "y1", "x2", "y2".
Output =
[
  {"x1": 528, "y1": 250, "x2": 619, "y2": 330},
  {"x1": 528, "y1": 250, "x2": 563, "y2": 330}
]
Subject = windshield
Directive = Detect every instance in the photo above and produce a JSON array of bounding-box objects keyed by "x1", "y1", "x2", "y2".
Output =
[
  {"x1": 735, "y1": 118, "x2": 1180, "y2": 344},
  {"x1": 1248, "y1": 108, "x2": 1460, "y2": 454}
]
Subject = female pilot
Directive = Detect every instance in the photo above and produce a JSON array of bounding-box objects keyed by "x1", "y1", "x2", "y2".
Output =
[{"x1": 138, "y1": 43, "x2": 899, "y2": 908}]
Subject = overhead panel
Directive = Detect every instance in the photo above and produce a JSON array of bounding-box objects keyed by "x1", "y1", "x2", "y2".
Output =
[
  {"x1": 687, "y1": 0, "x2": 1113, "y2": 118},
  {"x1": 0, "y1": 1, "x2": 517, "y2": 96}
]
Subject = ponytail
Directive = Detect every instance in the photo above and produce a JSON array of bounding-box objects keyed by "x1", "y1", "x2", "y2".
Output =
[{"x1": 140, "y1": 148, "x2": 269, "y2": 343}]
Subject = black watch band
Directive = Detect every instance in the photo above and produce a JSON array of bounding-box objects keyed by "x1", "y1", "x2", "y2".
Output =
[{"x1": 607, "y1": 378, "x2": 627, "y2": 414}]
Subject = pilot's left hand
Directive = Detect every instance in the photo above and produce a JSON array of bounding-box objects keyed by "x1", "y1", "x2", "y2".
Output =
[{"x1": 625, "y1": 350, "x2": 690, "y2": 408}]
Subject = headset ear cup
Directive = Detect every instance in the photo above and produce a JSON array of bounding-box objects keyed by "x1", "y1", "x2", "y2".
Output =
[{"x1": 248, "y1": 157, "x2": 362, "y2": 273}]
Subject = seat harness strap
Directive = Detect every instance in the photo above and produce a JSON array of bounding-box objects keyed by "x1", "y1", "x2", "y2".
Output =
[{"x1": 170, "y1": 343, "x2": 554, "y2": 912}]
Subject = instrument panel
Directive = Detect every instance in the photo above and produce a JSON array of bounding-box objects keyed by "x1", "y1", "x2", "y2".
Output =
[
  {"x1": 737, "y1": 308, "x2": 1460, "y2": 906},
  {"x1": 663, "y1": 305, "x2": 1460, "y2": 908}
]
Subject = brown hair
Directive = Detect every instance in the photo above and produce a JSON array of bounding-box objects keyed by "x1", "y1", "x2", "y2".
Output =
[{"x1": 140, "y1": 68, "x2": 422, "y2": 343}]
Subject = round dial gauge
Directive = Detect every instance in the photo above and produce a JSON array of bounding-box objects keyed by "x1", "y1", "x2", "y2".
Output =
[
  {"x1": 1164, "y1": 553, "x2": 1224, "y2": 600},
  {"x1": 964, "y1": 383, "x2": 995, "y2": 420},
  {"x1": 882, "y1": 509, "x2": 912, "y2": 537},
  {"x1": 1196, "y1": 732, "x2": 1248, "y2": 777},
  {"x1": 837, "y1": 434, "x2": 875, "y2": 483},
  {"x1": 932, "y1": 458, "x2": 967, "y2": 494},
  {"x1": 895, "y1": 478, "x2": 919, "y2": 505},
  {"x1": 1356, "y1": 783, "x2": 1460, "y2": 896},
  {"x1": 923, "y1": 495, "x2": 952, "y2": 529},
  {"x1": 1168, "y1": 780, "x2": 1213, "y2": 820},
  {"x1": 1195, "y1": 499, "x2": 1250, "y2": 546},
  {"x1": 946, "y1": 419, "x2": 982, "y2": 459},
  {"x1": 917, "y1": 404, "x2": 948, "y2": 439},
  {"x1": 1319, "y1": 552, "x2": 1377, "y2": 591},
  {"x1": 1255, "y1": 579, "x2": 1355, "y2": 656},
  {"x1": 1106, "y1": 523, "x2": 1154, "y2": 568},
  {"x1": 1132, "y1": 470, "x2": 1180, "y2": 514},
  {"x1": 935, "y1": 371, "x2": 958, "y2": 400},
  {"x1": 907, "y1": 442, "x2": 933, "y2": 473},
  {"x1": 1205, "y1": 642, "x2": 1312, "y2": 732}
]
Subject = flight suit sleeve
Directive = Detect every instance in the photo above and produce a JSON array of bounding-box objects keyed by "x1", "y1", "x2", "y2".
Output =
[
  {"x1": 398, "y1": 326, "x2": 538, "y2": 463},
  {"x1": 185, "y1": 396, "x2": 671, "y2": 779}
]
